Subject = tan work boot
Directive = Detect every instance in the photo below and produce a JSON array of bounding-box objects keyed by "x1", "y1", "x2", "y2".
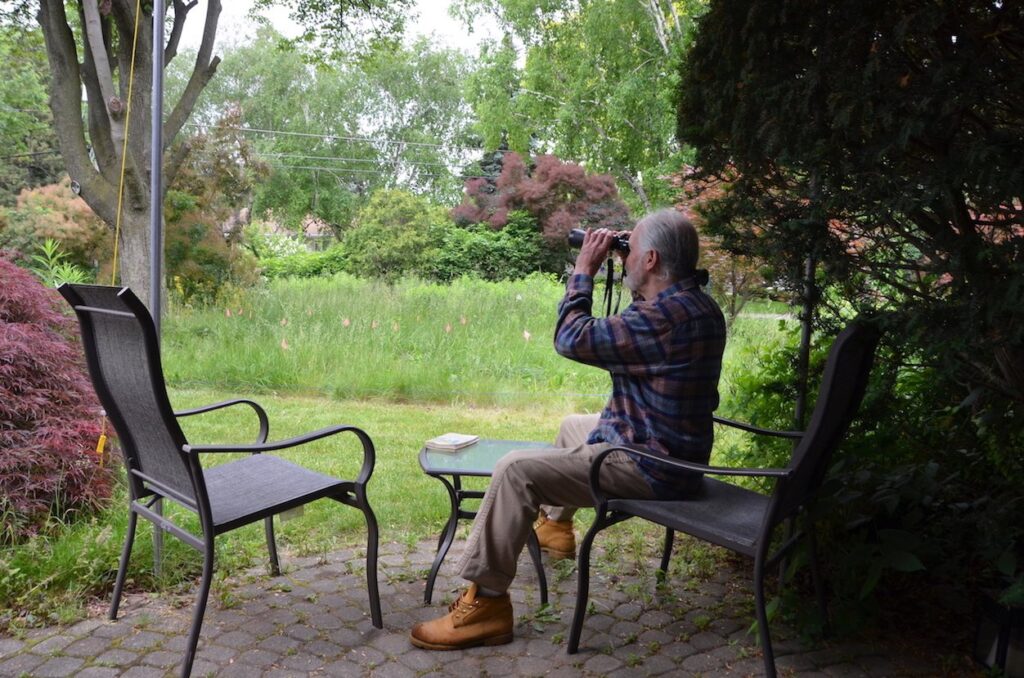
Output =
[
  {"x1": 535, "y1": 515, "x2": 576, "y2": 561},
  {"x1": 410, "y1": 583, "x2": 514, "y2": 650}
]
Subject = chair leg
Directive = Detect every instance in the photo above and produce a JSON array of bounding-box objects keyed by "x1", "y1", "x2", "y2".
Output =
[
  {"x1": 109, "y1": 509, "x2": 138, "y2": 620},
  {"x1": 361, "y1": 498, "x2": 383, "y2": 629},
  {"x1": 181, "y1": 542, "x2": 215, "y2": 678},
  {"x1": 659, "y1": 528, "x2": 674, "y2": 576},
  {"x1": 568, "y1": 512, "x2": 609, "y2": 654},
  {"x1": 264, "y1": 516, "x2": 280, "y2": 576},
  {"x1": 806, "y1": 521, "x2": 830, "y2": 635},
  {"x1": 753, "y1": 555, "x2": 777, "y2": 678}
]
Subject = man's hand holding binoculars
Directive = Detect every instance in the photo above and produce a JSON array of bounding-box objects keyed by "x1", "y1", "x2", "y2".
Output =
[{"x1": 571, "y1": 228, "x2": 631, "y2": 278}]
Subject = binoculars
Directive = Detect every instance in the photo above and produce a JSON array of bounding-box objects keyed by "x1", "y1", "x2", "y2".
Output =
[{"x1": 567, "y1": 228, "x2": 630, "y2": 255}]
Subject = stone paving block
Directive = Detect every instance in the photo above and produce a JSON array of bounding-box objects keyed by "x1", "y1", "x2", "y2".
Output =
[
  {"x1": 479, "y1": 655, "x2": 520, "y2": 675},
  {"x1": 301, "y1": 638, "x2": 345, "y2": 658},
  {"x1": 119, "y1": 630, "x2": 165, "y2": 650},
  {"x1": 583, "y1": 652, "x2": 624, "y2": 673},
  {"x1": 680, "y1": 647, "x2": 727, "y2": 673},
  {"x1": 216, "y1": 629, "x2": 257, "y2": 648},
  {"x1": 258, "y1": 633, "x2": 301, "y2": 654},
  {"x1": 93, "y1": 648, "x2": 139, "y2": 666},
  {"x1": 396, "y1": 647, "x2": 442, "y2": 673},
  {"x1": 236, "y1": 647, "x2": 282, "y2": 667},
  {"x1": 140, "y1": 648, "x2": 181, "y2": 668},
  {"x1": 29, "y1": 633, "x2": 75, "y2": 655},
  {"x1": 524, "y1": 636, "x2": 561, "y2": 658},
  {"x1": 28, "y1": 655, "x2": 85, "y2": 677},
  {"x1": 118, "y1": 665, "x2": 164, "y2": 677},
  {"x1": 636, "y1": 652, "x2": 679, "y2": 676},
  {"x1": 63, "y1": 635, "x2": 114, "y2": 657},
  {"x1": 75, "y1": 667, "x2": 120, "y2": 678},
  {"x1": 344, "y1": 645, "x2": 388, "y2": 667},
  {"x1": 368, "y1": 662, "x2": 416, "y2": 678},
  {"x1": 0, "y1": 650, "x2": 46, "y2": 675},
  {"x1": 0, "y1": 636, "x2": 25, "y2": 657},
  {"x1": 263, "y1": 669, "x2": 309, "y2": 678},
  {"x1": 193, "y1": 643, "x2": 238, "y2": 663},
  {"x1": 91, "y1": 621, "x2": 136, "y2": 639},
  {"x1": 689, "y1": 629, "x2": 727, "y2": 651},
  {"x1": 321, "y1": 659, "x2": 365, "y2": 677}
]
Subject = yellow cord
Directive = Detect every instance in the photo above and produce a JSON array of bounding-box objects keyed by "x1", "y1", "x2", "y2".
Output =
[
  {"x1": 109, "y1": 0, "x2": 144, "y2": 285},
  {"x1": 99, "y1": 0, "x2": 144, "y2": 458}
]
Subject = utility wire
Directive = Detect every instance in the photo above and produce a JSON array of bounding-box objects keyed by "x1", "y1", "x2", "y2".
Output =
[{"x1": 186, "y1": 122, "x2": 507, "y2": 155}]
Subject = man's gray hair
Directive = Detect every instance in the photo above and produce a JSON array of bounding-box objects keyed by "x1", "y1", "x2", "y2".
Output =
[{"x1": 635, "y1": 208, "x2": 699, "y2": 281}]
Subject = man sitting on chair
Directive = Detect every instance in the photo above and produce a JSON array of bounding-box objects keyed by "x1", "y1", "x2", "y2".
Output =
[{"x1": 410, "y1": 208, "x2": 727, "y2": 650}]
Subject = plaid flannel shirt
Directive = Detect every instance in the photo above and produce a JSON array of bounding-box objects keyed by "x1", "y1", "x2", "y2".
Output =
[{"x1": 555, "y1": 273, "x2": 726, "y2": 497}]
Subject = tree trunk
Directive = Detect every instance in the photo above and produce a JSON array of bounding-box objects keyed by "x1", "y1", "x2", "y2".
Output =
[
  {"x1": 36, "y1": 0, "x2": 222, "y2": 315},
  {"x1": 116, "y1": 208, "x2": 156, "y2": 311}
]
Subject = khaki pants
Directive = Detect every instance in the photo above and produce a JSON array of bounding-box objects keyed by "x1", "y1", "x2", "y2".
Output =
[{"x1": 457, "y1": 414, "x2": 654, "y2": 593}]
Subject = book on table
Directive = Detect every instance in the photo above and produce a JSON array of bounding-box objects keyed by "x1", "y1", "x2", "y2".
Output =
[{"x1": 425, "y1": 432, "x2": 480, "y2": 451}]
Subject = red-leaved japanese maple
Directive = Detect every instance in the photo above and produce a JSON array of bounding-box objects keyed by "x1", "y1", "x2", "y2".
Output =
[{"x1": 0, "y1": 253, "x2": 116, "y2": 543}]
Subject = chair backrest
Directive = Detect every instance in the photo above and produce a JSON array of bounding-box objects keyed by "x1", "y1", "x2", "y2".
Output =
[
  {"x1": 768, "y1": 320, "x2": 881, "y2": 527},
  {"x1": 59, "y1": 284, "x2": 195, "y2": 506}
]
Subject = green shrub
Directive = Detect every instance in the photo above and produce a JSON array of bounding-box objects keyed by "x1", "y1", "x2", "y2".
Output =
[
  {"x1": 258, "y1": 243, "x2": 348, "y2": 280},
  {"x1": 723, "y1": 324, "x2": 1024, "y2": 636},
  {"x1": 165, "y1": 191, "x2": 260, "y2": 305},
  {"x1": 425, "y1": 211, "x2": 567, "y2": 282},
  {"x1": 342, "y1": 189, "x2": 444, "y2": 281}
]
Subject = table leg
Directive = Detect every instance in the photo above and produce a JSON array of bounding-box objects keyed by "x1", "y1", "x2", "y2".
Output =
[
  {"x1": 424, "y1": 474, "x2": 460, "y2": 604},
  {"x1": 525, "y1": 530, "x2": 549, "y2": 607}
]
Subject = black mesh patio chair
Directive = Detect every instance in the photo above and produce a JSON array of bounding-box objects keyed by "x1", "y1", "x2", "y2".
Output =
[
  {"x1": 59, "y1": 284, "x2": 382, "y2": 678},
  {"x1": 567, "y1": 320, "x2": 881, "y2": 678}
]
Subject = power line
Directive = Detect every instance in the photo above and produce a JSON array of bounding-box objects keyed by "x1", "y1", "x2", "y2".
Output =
[
  {"x1": 262, "y1": 151, "x2": 459, "y2": 170},
  {"x1": 266, "y1": 162, "x2": 493, "y2": 181},
  {"x1": 186, "y1": 122, "x2": 500, "y2": 155},
  {"x1": 0, "y1": 149, "x2": 61, "y2": 161}
]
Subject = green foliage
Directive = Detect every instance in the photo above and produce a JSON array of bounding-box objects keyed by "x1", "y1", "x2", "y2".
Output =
[
  {"x1": 0, "y1": 24, "x2": 63, "y2": 206},
  {"x1": 164, "y1": 190, "x2": 260, "y2": 306},
  {"x1": 342, "y1": 189, "x2": 444, "y2": 281},
  {"x1": 677, "y1": 0, "x2": 1024, "y2": 628},
  {"x1": 28, "y1": 239, "x2": 89, "y2": 287},
  {"x1": 426, "y1": 211, "x2": 562, "y2": 282},
  {"x1": 459, "y1": 0, "x2": 707, "y2": 207},
  {"x1": 0, "y1": 178, "x2": 111, "y2": 273},
  {"x1": 258, "y1": 244, "x2": 348, "y2": 280}
]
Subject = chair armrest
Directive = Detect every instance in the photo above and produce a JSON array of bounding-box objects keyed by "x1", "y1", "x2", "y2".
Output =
[
  {"x1": 174, "y1": 398, "x2": 269, "y2": 444},
  {"x1": 713, "y1": 415, "x2": 803, "y2": 439},
  {"x1": 588, "y1": 445, "x2": 790, "y2": 504},
  {"x1": 183, "y1": 424, "x2": 375, "y2": 485}
]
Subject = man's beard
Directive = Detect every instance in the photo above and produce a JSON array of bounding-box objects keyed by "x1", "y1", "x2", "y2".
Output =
[{"x1": 623, "y1": 267, "x2": 645, "y2": 299}]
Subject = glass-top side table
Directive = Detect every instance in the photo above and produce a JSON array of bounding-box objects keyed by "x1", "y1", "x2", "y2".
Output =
[{"x1": 419, "y1": 439, "x2": 551, "y2": 605}]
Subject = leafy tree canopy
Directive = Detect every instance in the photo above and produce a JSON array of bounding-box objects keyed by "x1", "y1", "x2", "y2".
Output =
[
  {"x1": 169, "y1": 27, "x2": 477, "y2": 234},
  {"x1": 458, "y1": 0, "x2": 707, "y2": 209},
  {"x1": 677, "y1": 0, "x2": 1024, "y2": 473},
  {"x1": 0, "y1": 23, "x2": 62, "y2": 205}
]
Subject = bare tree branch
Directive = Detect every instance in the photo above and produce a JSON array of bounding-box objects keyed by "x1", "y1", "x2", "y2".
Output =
[
  {"x1": 81, "y1": 0, "x2": 125, "y2": 149},
  {"x1": 163, "y1": 0, "x2": 221, "y2": 185},
  {"x1": 166, "y1": 0, "x2": 199, "y2": 65},
  {"x1": 36, "y1": 1, "x2": 109, "y2": 217}
]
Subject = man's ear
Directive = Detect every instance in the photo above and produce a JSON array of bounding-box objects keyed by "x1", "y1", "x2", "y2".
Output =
[{"x1": 643, "y1": 248, "x2": 659, "y2": 273}]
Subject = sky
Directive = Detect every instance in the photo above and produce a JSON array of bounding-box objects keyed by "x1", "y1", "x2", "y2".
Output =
[{"x1": 178, "y1": 0, "x2": 501, "y2": 53}]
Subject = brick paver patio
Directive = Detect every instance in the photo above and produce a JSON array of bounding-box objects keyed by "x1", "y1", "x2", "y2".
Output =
[{"x1": 0, "y1": 535, "x2": 967, "y2": 677}]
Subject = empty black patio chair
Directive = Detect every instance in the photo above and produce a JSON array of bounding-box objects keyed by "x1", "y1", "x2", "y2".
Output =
[
  {"x1": 567, "y1": 320, "x2": 881, "y2": 677},
  {"x1": 59, "y1": 284, "x2": 382, "y2": 678}
]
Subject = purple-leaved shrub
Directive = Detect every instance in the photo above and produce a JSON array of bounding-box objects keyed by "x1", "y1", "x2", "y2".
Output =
[{"x1": 0, "y1": 252, "x2": 116, "y2": 543}]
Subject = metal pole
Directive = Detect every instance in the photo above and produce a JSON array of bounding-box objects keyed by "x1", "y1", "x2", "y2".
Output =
[{"x1": 150, "y1": 0, "x2": 165, "y2": 576}]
